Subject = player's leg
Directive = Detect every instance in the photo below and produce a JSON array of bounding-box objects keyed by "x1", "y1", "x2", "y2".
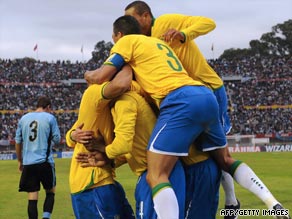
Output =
[
  {"x1": 212, "y1": 87, "x2": 290, "y2": 219},
  {"x1": 230, "y1": 159, "x2": 290, "y2": 215},
  {"x1": 210, "y1": 147, "x2": 291, "y2": 218},
  {"x1": 221, "y1": 170, "x2": 240, "y2": 216},
  {"x1": 214, "y1": 85, "x2": 240, "y2": 216},
  {"x1": 114, "y1": 180, "x2": 135, "y2": 219},
  {"x1": 146, "y1": 152, "x2": 180, "y2": 219},
  {"x1": 221, "y1": 146, "x2": 240, "y2": 218},
  {"x1": 28, "y1": 192, "x2": 39, "y2": 219},
  {"x1": 221, "y1": 146, "x2": 240, "y2": 219},
  {"x1": 147, "y1": 86, "x2": 212, "y2": 219},
  {"x1": 135, "y1": 172, "x2": 157, "y2": 219},
  {"x1": 196, "y1": 93, "x2": 289, "y2": 219},
  {"x1": 135, "y1": 173, "x2": 151, "y2": 219},
  {"x1": 194, "y1": 88, "x2": 234, "y2": 218},
  {"x1": 184, "y1": 157, "x2": 221, "y2": 219},
  {"x1": 146, "y1": 86, "x2": 214, "y2": 219},
  {"x1": 168, "y1": 160, "x2": 186, "y2": 219},
  {"x1": 40, "y1": 162, "x2": 56, "y2": 219},
  {"x1": 136, "y1": 160, "x2": 185, "y2": 219},
  {"x1": 43, "y1": 188, "x2": 55, "y2": 219},
  {"x1": 19, "y1": 164, "x2": 41, "y2": 219},
  {"x1": 200, "y1": 86, "x2": 240, "y2": 214}
]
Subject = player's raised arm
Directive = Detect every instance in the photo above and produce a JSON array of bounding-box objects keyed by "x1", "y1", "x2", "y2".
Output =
[{"x1": 179, "y1": 15, "x2": 216, "y2": 40}]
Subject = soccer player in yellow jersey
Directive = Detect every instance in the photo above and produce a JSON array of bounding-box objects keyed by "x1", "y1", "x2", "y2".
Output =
[
  {"x1": 123, "y1": 2, "x2": 238, "y2": 217},
  {"x1": 76, "y1": 88, "x2": 187, "y2": 219},
  {"x1": 85, "y1": 15, "x2": 290, "y2": 219},
  {"x1": 85, "y1": 15, "x2": 226, "y2": 219},
  {"x1": 123, "y1": 2, "x2": 239, "y2": 217},
  {"x1": 65, "y1": 67, "x2": 135, "y2": 219},
  {"x1": 76, "y1": 82, "x2": 222, "y2": 218}
]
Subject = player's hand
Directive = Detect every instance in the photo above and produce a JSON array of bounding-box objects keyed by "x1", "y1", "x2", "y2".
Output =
[
  {"x1": 83, "y1": 130, "x2": 106, "y2": 152},
  {"x1": 76, "y1": 151, "x2": 109, "y2": 167},
  {"x1": 71, "y1": 123, "x2": 94, "y2": 144},
  {"x1": 84, "y1": 68, "x2": 101, "y2": 85},
  {"x1": 162, "y1": 29, "x2": 185, "y2": 43},
  {"x1": 84, "y1": 70, "x2": 94, "y2": 85}
]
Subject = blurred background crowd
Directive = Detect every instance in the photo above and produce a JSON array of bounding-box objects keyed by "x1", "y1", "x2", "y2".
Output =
[{"x1": 0, "y1": 55, "x2": 291, "y2": 150}]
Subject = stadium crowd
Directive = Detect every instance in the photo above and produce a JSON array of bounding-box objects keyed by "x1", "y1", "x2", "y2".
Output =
[{"x1": 0, "y1": 55, "x2": 291, "y2": 145}]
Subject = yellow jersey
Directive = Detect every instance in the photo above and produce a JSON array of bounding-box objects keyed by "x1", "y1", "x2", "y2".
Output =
[
  {"x1": 66, "y1": 84, "x2": 115, "y2": 194},
  {"x1": 152, "y1": 14, "x2": 223, "y2": 90},
  {"x1": 110, "y1": 34, "x2": 204, "y2": 106},
  {"x1": 151, "y1": 15, "x2": 217, "y2": 163},
  {"x1": 105, "y1": 91, "x2": 156, "y2": 176},
  {"x1": 181, "y1": 144, "x2": 210, "y2": 166}
]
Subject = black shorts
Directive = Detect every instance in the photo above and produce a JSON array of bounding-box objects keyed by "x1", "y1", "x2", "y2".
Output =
[{"x1": 19, "y1": 162, "x2": 56, "y2": 192}]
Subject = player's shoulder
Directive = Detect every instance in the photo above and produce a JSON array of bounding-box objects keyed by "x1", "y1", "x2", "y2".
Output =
[
  {"x1": 156, "y1": 13, "x2": 186, "y2": 22},
  {"x1": 35, "y1": 112, "x2": 56, "y2": 126},
  {"x1": 116, "y1": 34, "x2": 153, "y2": 50},
  {"x1": 40, "y1": 111, "x2": 54, "y2": 118},
  {"x1": 21, "y1": 111, "x2": 36, "y2": 120},
  {"x1": 123, "y1": 34, "x2": 148, "y2": 42}
]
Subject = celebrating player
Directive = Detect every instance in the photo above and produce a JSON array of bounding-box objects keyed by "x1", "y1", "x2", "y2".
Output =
[
  {"x1": 66, "y1": 65, "x2": 135, "y2": 219},
  {"x1": 123, "y1": 1, "x2": 239, "y2": 218},
  {"x1": 76, "y1": 84, "x2": 186, "y2": 219},
  {"x1": 85, "y1": 15, "x2": 290, "y2": 219},
  {"x1": 85, "y1": 15, "x2": 226, "y2": 219}
]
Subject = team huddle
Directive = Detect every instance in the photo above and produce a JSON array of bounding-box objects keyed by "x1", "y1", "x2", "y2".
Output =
[{"x1": 15, "y1": 1, "x2": 290, "y2": 219}]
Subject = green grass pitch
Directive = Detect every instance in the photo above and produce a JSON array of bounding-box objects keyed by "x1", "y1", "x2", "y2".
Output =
[{"x1": 0, "y1": 152, "x2": 291, "y2": 219}]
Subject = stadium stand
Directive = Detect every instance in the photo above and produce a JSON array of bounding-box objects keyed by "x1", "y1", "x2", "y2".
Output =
[{"x1": 0, "y1": 56, "x2": 291, "y2": 150}]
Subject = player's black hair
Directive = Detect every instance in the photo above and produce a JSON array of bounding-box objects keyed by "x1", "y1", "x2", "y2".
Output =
[
  {"x1": 125, "y1": 1, "x2": 154, "y2": 18},
  {"x1": 37, "y1": 96, "x2": 51, "y2": 109},
  {"x1": 113, "y1": 15, "x2": 141, "y2": 35}
]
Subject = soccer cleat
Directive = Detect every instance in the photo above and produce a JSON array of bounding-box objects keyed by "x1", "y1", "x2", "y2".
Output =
[
  {"x1": 224, "y1": 199, "x2": 240, "y2": 219},
  {"x1": 273, "y1": 203, "x2": 291, "y2": 219}
]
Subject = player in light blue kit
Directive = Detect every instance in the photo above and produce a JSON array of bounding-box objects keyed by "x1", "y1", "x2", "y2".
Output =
[{"x1": 15, "y1": 96, "x2": 61, "y2": 219}]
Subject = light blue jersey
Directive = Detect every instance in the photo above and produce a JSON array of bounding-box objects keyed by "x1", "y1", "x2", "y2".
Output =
[{"x1": 15, "y1": 112, "x2": 61, "y2": 165}]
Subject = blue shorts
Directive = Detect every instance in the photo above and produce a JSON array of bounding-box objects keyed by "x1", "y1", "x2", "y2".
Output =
[
  {"x1": 71, "y1": 181, "x2": 134, "y2": 219},
  {"x1": 148, "y1": 86, "x2": 227, "y2": 154},
  {"x1": 135, "y1": 160, "x2": 186, "y2": 219},
  {"x1": 184, "y1": 158, "x2": 221, "y2": 219},
  {"x1": 213, "y1": 86, "x2": 232, "y2": 134}
]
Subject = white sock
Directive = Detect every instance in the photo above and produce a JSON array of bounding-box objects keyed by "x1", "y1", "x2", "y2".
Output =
[
  {"x1": 153, "y1": 185, "x2": 179, "y2": 219},
  {"x1": 221, "y1": 170, "x2": 238, "y2": 206},
  {"x1": 233, "y1": 162, "x2": 278, "y2": 209}
]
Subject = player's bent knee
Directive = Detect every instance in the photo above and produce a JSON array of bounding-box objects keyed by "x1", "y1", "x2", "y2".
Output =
[{"x1": 210, "y1": 149, "x2": 233, "y2": 172}]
